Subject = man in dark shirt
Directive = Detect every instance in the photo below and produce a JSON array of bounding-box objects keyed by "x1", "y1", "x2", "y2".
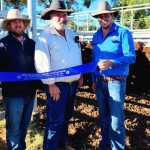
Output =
[{"x1": 0, "y1": 9, "x2": 37, "y2": 150}]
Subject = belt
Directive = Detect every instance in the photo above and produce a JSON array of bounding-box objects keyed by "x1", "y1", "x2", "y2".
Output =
[
  {"x1": 98, "y1": 76, "x2": 127, "y2": 81},
  {"x1": 56, "y1": 81, "x2": 78, "y2": 85}
]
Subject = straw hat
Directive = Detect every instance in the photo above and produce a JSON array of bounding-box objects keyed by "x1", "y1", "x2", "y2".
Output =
[
  {"x1": 41, "y1": 0, "x2": 74, "y2": 20},
  {"x1": 91, "y1": 0, "x2": 119, "y2": 18},
  {"x1": 2, "y1": 9, "x2": 30, "y2": 31}
]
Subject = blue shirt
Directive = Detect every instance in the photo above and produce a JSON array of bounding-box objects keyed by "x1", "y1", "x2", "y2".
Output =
[{"x1": 92, "y1": 23, "x2": 136, "y2": 81}]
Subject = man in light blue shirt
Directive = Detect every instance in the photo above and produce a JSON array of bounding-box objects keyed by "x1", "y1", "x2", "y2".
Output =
[
  {"x1": 91, "y1": 1, "x2": 135, "y2": 150},
  {"x1": 35, "y1": 0, "x2": 82, "y2": 150}
]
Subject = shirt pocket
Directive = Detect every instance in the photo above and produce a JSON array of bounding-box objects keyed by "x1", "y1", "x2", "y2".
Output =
[
  {"x1": 50, "y1": 42, "x2": 61, "y2": 51},
  {"x1": 110, "y1": 39, "x2": 121, "y2": 54},
  {"x1": 49, "y1": 42, "x2": 63, "y2": 61}
]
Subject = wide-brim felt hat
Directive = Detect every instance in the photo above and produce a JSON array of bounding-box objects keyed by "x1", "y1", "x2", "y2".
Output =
[
  {"x1": 2, "y1": 9, "x2": 30, "y2": 31},
  {"x1": 91, "y1": 0, "x2": 119, "y2": 18},
  {"x1": 41, "y1": 0, "x2": 74, "y2": 20}
]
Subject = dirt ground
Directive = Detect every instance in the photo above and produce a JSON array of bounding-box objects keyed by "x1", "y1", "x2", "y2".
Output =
[{"x1": 0, "y1": 86, "x2": 150, "y2": 150}]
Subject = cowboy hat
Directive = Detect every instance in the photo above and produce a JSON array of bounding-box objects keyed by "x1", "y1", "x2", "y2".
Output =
[
  {"x1": 91, "y1": 0, "x2": 119, "y2": 18},
  {"x1": 41, "y1": 0, "x2": 74, "y2": 20},
  {"x1": 2, "y1": 9, "x2": 30, "y2": 31}
]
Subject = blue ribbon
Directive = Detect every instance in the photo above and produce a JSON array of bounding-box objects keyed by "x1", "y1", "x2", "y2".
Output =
[{"x1": 0, "y1": 62, "x2": 97, "y2": 82}]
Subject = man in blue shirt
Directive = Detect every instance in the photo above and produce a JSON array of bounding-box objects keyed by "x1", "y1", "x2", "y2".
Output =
[
  {"x1": 91, "y1": 1, "x2": 135, "y2": 150},
  {"x1": 35, "y1": 0, "x2": 82, "y2": 150}
]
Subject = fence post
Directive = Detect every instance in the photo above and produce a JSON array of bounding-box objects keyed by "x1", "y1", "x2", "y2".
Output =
[
  {"x1": 27, "y1": 0, "x2": 36, "y2": 40},
  {"x1": 87, "y1": 14, "x2": 89, "y2": 31},
  {"x1": 120, "y1": 8, "x2": 123, "y2": 26},
  {"x1": 77, "y1": 13, "x2": 79, "y2": 32},
  {"x1": 1, "y1": 0, "x2": 4, "y2": 10},
  {"x1": 131, "y1": 9, "x2": 134, "y2": 30}
]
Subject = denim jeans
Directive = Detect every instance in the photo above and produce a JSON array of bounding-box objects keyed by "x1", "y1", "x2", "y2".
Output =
[
  {"x1": 96, "y1": 78, "x2": 126, "y2": 150},
  {"x1": 4, "y1": 95, "x2": 35, "y2": 150},
  {"x1": 43, "y1": 82, "x2": 78, "y2": 150}
]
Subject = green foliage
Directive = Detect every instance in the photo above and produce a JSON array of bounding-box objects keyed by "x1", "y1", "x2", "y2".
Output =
[
  {"x1": 2, "y1": 0, "x2": 150, "y2": 30},
  {"x1": 89, "y1": 25, "x2": 97, "y2": 31},
  {"x1": 2, "y1": 0, "x2": 95, "y2": 11},
  {"x1": 67, "y1": 20, "x2": 77, "y2": 31},
  {"x1": 26, "y1": 124, "x2": 43, "y2": 150},
  {"x1": 4, "y1": 0, "x2": 27, "y2": 10},
  {"x1": 0, "y1": 119, "x2": 43, "y2": 150},
  {"x1": 113, "y1": 0, "x2": 150, "y2": 6},
  {"x1": 0, "y1": 119, "x2": 5, "y2": 128},
  {"x1": 0, "y1": 107, "x2": 4, "y2": 111},
  {"x1": 112, "y1": 0, "x2": 150, "y2": 29}
]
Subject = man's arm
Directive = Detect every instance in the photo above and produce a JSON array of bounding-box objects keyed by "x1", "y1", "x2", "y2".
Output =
[
  {"x1": 34, "y1": 31, "x2": 55, "y2": 85},
  {"x1": 34, "y1": 31, "x2": 61, "y2": 101},
  {"x1": 112, "y1": 30, "x2": 136, "y2": 66},
  {"x1": 0, "y1": 41, "x2": 7, "y2": 71}
]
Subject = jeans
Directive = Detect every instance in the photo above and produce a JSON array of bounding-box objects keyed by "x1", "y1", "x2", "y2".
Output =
[
  {"x1": 96, "y1": 78, "x2": 126, "y2": 150},
  {"x1": 4, "y1": 95, "x2": 35, "y2": 150},
  {"x1": 43, "y1": 82, "x2": 78, "y2": 150}
]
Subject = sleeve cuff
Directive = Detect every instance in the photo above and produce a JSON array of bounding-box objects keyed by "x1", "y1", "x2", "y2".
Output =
[{"x1": 41, "y1": 78, "x2": 55, "y2": 85}]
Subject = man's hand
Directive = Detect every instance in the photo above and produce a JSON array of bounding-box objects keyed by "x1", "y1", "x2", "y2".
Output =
[
  {"x1": 48, "y1": 84, "x2": 61, "y2": 101},
  {"x1": 98, "y1": 60, "x2": 114, "y2": 70}
]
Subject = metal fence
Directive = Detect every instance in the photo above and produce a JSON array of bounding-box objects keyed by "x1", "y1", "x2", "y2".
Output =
[{"x1": 35, "y1": 3, "x2": 150, "y2": 32}]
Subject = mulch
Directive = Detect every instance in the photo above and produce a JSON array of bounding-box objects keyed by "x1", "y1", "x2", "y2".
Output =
[{"x1": 0, "y1": 86, "x2": 150, "y2": 150}]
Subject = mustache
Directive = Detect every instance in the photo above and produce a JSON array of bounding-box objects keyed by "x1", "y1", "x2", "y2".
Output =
[
  {"x1": 15, "y1": 26, "x2": 22, "y2": 28},
  {"x1": 60, "y1": 21, "x2": 67, "y2": 24}
]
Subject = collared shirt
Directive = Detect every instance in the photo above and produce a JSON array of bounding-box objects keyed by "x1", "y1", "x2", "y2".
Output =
[
  {"x1": 35, "y1": 27, "x2": 82, "y2": 85},
  {"x1": 92, "y1": 23, "x2": 136, "y2": 81}
]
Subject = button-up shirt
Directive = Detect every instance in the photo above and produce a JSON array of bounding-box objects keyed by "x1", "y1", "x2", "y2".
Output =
[
  {"x1": 35, "y1": 27, "x2": 82, "y2": 85},
  {"x1": 92, "y1": 23, "x2": 136, "y2": 81}
]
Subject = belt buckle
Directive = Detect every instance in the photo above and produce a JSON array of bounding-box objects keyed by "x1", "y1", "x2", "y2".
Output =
[{"x1": 103, "y1": 77, "x2": 111, "y2": 81}]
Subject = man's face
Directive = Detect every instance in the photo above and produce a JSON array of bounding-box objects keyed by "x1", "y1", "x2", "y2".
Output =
[
  {"x1": 50, "y1": 11, "x2": 68, "y2": 31},
  {"x1": 98, "y1": 13, "x2": 114, "y2": 29},
  {"x1": 8, "y1": 19, "x2": 25, "y2": 36}
]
